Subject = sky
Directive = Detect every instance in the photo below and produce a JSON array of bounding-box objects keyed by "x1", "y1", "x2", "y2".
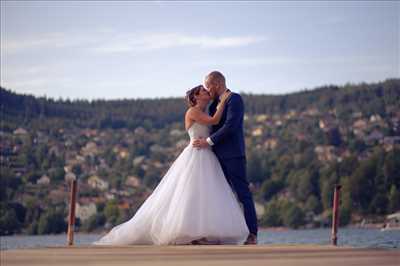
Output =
[{"x1": 1, "y1": 1, "x2": 399, "y2": 100}]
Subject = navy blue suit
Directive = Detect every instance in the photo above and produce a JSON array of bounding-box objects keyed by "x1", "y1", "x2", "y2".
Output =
[{"x1": 209, "y1": 92, "x2": 258, "y2": 236}]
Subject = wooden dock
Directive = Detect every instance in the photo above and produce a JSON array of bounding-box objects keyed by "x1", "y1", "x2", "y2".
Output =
[{"x1": 2, "y1": 244, "x2": 399, "y2": 266}]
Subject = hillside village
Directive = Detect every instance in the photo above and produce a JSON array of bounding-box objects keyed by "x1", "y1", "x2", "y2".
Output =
[{"x1": 1, "y1": 80, "x2": 400, "y2": 234}]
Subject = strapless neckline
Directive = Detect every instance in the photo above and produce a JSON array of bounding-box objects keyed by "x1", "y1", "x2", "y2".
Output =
[
  {"x1": 187, "y1": 122, "x2": 210, "y2": 141},
  {"x1": 187, "y1": 122, "x2": 208, "y2": 132}
]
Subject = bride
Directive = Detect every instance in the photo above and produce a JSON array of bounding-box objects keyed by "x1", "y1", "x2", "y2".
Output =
[{"x1": 93, "y1": 85, "x2": 249, "y2": 245}]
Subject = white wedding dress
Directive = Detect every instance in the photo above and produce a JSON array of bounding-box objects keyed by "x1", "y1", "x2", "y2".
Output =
[{"x1": 93, "y1": 122, "x2": 249, "y2": 245}]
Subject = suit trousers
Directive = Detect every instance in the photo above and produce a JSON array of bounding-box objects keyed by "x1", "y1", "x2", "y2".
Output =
[{"x1": 218, "y1": 156, "x2": 258, "y2": 236}]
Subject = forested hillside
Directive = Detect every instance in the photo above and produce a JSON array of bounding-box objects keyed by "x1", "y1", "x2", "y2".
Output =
[{"x1": 1, "y1": 79, "x2": 399, "y2": 235}]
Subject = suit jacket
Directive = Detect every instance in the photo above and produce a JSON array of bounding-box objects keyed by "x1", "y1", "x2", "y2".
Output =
[{"x1": 208, "y1": 92, "x2": 246, "y2": 159}]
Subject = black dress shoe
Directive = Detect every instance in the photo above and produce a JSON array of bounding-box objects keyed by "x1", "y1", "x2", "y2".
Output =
[{"x1": 243, "y1": 233, "x2": 257, "y2": 245}]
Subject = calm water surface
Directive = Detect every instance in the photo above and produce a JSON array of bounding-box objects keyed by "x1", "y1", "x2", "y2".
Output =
[{"x1": 1, "y1": 228, "x2": 399, "y2": 250}]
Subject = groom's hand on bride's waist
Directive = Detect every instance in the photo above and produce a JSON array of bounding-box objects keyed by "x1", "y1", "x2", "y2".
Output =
[{"x1": 192, "y1": 138, "x2": 210, "y2": 149}]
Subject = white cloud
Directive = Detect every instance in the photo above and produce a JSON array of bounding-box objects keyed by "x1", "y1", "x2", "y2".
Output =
[
  {"x1": 92, "y1": 33, "x2": 267, "y2": 53},
  {"x1": 193, "y1": 55, "x2": 391, "y2": 68},
  {"x1": 1, "y1": 31, "x2": 267, "y2": 55},
  {"x1": 1, "y1": 32, "x2": 97, "y2": 54}
]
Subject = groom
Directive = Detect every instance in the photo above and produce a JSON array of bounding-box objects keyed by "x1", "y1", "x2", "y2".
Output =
[{"x1": 193, "y1": 71, "x2": 258, "y2": 245}]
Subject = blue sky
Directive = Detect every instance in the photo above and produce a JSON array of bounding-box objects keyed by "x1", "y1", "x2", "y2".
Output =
[{"x1": 1, "y1": 1, "x2": 399, "y2": 100}]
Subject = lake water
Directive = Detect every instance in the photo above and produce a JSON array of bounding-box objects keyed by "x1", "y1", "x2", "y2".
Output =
[{"x1": 1, "y1": 228, "x2": 399, "y2": 250}]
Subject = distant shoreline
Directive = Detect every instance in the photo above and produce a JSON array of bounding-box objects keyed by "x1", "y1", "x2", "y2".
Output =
[{"x1": 1, "y1": 225, "x2": 395, "y2": 237}]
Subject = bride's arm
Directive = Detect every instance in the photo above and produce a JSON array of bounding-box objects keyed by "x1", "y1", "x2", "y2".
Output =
[{"x1": 188, "y1": 92, "x2": 231, "y2": 125}]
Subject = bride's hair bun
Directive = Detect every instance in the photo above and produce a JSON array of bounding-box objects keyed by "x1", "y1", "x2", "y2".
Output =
[{"x1": 185, "y1": 85, "x2": 203, "y2": 107}]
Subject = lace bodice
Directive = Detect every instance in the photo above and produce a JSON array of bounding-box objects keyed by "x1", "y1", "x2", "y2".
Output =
[{"x1": 187, "y1": 122, "x2": 210, "y2": 141}]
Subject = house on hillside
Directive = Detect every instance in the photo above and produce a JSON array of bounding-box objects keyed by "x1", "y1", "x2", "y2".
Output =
[
  {"x1": 125, "y1": 176, "x2": 141, "y2": 188},
  {"x1": 352, "y1": 112, "x2": 363, "y2": 119},
  {"x1": 64, "y1": 172, "x2": 76, "y2": 181},
  {"x1": 364, "y1": 130, "x2": 384, "y2": 145},
  {"x1": 319, "y1": 116, "x2": 337, "y2": 132},
  {"x1": 81, "y1": 129, "x2": 98, "y2": 138},
  {"x1": 284, "y1": 110, "x2": 298, "y2": 120},
  {"x1": 352, "y1": 119, "x2": 369, "y2": 138},
  {"x1": 303, "y1": 108, "x2": 320, "y2": 117},
  {"x1": 49, "y1": 145, "x2": 62, "y2": 157},
  {"x1": 81, "y1": 141, "x2": 99, "y2": 157},
  {"x1": 49, "y1": 188, "x2": 68, "y2": 204},
  {"x1": 118, "y1": 201, "x2": 131, "y2": 210},
  {"x1": 383, "y1": 136, "x2": 400, "y2": 151},
  {"x1": 353, "y1": 119, "x2": 368, "y2": 130},
  {"x1": 88, "y1": 175, "x2": 109, "y2": 191},
  {"x1": 252, "y1": 127, "x2": 263, "y2": 137},
  {"x1": 370, "y1": 114, "x2": 383, "y2": 123},
  {"x1": 37, "y1": 175, "x2": 50, "y2": 185},
  {"x1": 133, "y1": 156, "x2": 146, "y2": 166},
  {"x1": 255, "y1": 114, "x2": 268, "y2": 123},
  {"x1": 134, "y1": 127, "x2": 146, "y2": 135},
  {"x1": 75, "y1": 202, "x2": 97, "y2": 222},
  {"x1": 275, "y1": 120, "x2": 283, "y2": 126},
  {"x1": 13, "y1": 127, "x2": 28, "y2": 135},
  {"x1": 314, "y1": 145, "x2": 338, "y2": 162},
  {"x1": 118, "y1": 148, "x2": 129, "y2": 159},
  {"x1": 170, "y1": 129, "x2": 184, "y2": 137},
  {"x1": 263, "y1": 138, "x2": 278, "y2": 150}
]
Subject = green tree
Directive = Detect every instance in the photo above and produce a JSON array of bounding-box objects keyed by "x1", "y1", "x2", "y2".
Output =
[
  {"x1": 0, "y1": 207, "x2": 21, "y2": 235},
  {"x1": 260, "y1": 179, "x2": 284, "y2": 201},
  {"x1": 82, "y1": 213, "x2": 106, "y2": 232},
  {"x1": 339, "y1": 207, "x2": 352, "y2": 226},
  {"x1": 349, "y1": 139, "x2": 366, "y2": 153},
  {"x1": 0, "y1": 168, "x2": 22, "y2": 201},
  {"x1": 143, "y1": 168, "x2": 161, "y2": 189},
  {"x1": 304, "y1": 195, "x2": 322, "y2": 214},
  {"x1": 51, "y1": 167, "x2": 65, "y2": 181},
  {"x1": 295, "y1": 169, "x2": 319, "y2": 202},
  {"x1": 247, "y1": 150, "x2": 265, "y2": 183},
  {"x1": 37, "y1": 209, "x2": 67, "y2": 234},
  {"x1": 261, "y1": 200, "x2": 282, "y2": 227},
  {"x1": 339, "y1": 176, "x2": 353, "y2": 224},
  {"x1": 320, "y1": 174, "x2": 337, "y2": 211},
  {"x1": 383, "y1": 149, "x2": 400, "y2": 189},
  {"x1": 369, "y1": 193, "x2": 388, "y2": 214},
  {"x1": 282, "y1": 204, "x2": 305, "y2": 229},
  {"x1": 104, "y1": 200, "x2": 121, "y2": 225},
  {"x1": 350, "y1": 156, "x2": 378, "y2": 213},
  {"x1": 388, "y1": 185, "x2": 400, "y2": 212}
]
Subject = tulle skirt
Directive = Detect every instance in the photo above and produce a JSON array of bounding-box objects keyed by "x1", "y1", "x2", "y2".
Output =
[{"x1": 93, "y1": 145, "x2": 249, "y2": 245}]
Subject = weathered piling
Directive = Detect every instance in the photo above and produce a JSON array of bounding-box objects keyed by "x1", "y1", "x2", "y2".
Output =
[
  {"x1": 331, "y1": 184, "x2": 342, "y2": 246},
  {"x1": 67, "y1": 179, "x2": 77, "y2": 246}
]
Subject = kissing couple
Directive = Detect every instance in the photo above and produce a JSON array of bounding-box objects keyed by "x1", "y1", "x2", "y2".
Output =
[{"x1": 94, "y1": 71, "x2": 258, "y2": 245}]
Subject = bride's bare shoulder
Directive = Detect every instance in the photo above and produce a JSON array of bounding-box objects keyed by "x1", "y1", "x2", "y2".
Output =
[
  {"x1": 186, "y1": 107, "x2": 200, "y2": 117},
  {"x1": 185, "y1": 108, "x2": 195, "y2": 130}
]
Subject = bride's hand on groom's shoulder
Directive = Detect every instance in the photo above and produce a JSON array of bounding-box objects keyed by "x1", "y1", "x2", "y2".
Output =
[
  {"x1": 220, "y1": 91, "x2": 232, "y2": 103},
  {"x1": 217, "y1": 91, "x2": 232, "y2": 110}
]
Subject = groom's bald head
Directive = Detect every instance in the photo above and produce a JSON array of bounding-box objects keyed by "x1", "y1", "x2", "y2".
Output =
[
  {"x1": 206, "y1": 71, "x2": 226, "y2": 85},
  {"x1": 204, "y1": 71, "x2": 227, "y2": 99}
]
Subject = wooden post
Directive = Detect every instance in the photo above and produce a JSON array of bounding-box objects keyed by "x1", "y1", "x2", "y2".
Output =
[
  {"x1": 331, "y1": 184, "x2": 342, "y2": 246},
  {"x1": 67, "y1": 179, "x2": 77, "y2": 246}
]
